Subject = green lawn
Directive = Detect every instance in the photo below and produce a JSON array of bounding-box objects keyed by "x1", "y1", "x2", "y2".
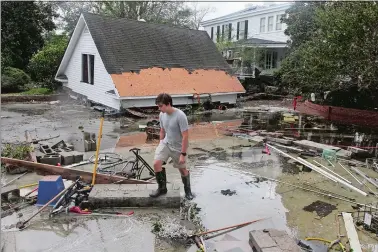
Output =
[{"x1": 2, "y1": 88, "x2": 53, "y2": 96}]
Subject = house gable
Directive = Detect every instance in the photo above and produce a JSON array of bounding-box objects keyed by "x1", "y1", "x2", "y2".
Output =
[{"x1": 55, "y1": 14, "x2": 120, "y2": 109}]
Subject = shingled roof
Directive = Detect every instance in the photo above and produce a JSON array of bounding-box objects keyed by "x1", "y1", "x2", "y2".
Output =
[{"x1": 82, "y1": 12, "x2": 232, "y2": 74}]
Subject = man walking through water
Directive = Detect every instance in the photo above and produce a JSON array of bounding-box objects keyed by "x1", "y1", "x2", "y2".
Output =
[{"x1": 150, "y1": 93, "x2": 194, "y2": 200}]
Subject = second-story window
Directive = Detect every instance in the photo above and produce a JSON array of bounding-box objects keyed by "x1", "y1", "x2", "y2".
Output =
[
  {"x1": 276, "y1": 14, "x2": 283, "y2": 30},
  {"x1": 268, "y1": 16, "x2": 274, "y2": 32},
  {"x1": 228, "y1": 23, "x2": 232, "y2": 41},
  {"x1": 210, "y1": 27, "x2": 214, "y2": 40},
  {"x1": 260, "y1": 17, "x2": 266, "y2": 33},
  {"x1": 237, "y1": 20, "x2": 248, "y2": 40},
  {"x1": 216, "y1": 25, "x2": 220, "y2": 42},
  {"x1": 244, "y1": 20, "x2": 248, "y2": 39}
]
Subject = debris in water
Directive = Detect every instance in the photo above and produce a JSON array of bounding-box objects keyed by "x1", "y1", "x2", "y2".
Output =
[
  {"x1": 221, "y1": 189, "x2": 236, "y2": 196},
  {"x1": 303, "y1": 200, "x2": 337, "y2": 217},
  {"x1": 245, "y1": 177, "x2": 267, "y2": 185}
]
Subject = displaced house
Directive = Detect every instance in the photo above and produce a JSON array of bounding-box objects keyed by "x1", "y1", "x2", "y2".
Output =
[
  {"x1": 201, "y1": 3, "x2": 291, "y2": 81},
  {"x1": 55, "y1": 13, "x2": 245, "y2": 111}
]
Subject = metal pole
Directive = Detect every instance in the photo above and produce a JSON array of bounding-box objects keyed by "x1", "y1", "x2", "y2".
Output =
[
  {"x1": 242, "y1": 171, "x2": 378, "y2": 210},
  {"x1": 313, "y1": 160, "x2": 352, "y2": 184},
  {"x1": 92, "y1": 110, "x2": 105, "y2": 186},
  {"x1": 2, "y1": 172, "x2": 28, "y2": 188},
  {"x1": 267, "y1": 144, "x2": 368, "y2": 196},
  {"x1": 338, "y1": 162, "x2": 363, "y2": 185}
]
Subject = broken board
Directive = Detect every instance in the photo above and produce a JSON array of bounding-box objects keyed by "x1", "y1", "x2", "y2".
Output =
[
  {"x1": 342, "y1": 212, "x2": 362, "y2": 252},
  {"x1": 1, "y1": 157, "x2": 152, "y2": 185}
]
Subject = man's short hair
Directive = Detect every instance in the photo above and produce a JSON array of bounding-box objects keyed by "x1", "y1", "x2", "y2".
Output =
[{"x1": 156, "y1": 93, "x2": 173, "y2": 106}]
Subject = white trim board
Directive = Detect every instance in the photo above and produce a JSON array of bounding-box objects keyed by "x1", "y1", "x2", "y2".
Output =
[
  {"x1": 342, "y1": 212, "x2": 362, "y2": 252},
  {"x1": 117, "y1": 92, "x2": 243, "y2": 100}
]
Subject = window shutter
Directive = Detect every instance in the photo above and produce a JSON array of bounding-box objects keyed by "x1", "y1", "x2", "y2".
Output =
[
  {"x1": 244, "y1": 20, "x2": 248, "y2": 39},
  {"x1": 217, "y1": 26, "x2": 220, "y2": 42},
  {"x1": 237, "y1": 22, "x2": 240, "y2": 40},
  {"x1": 221, "y1": 25, "x2": 225, "y2": 41},
  {"x1": 228, "y1": 23, "x2": 232, "y2": 41}
]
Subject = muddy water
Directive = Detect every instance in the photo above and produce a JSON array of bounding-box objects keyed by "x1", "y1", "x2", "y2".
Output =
[
  {"x1": 2, "y1": 216, "x2": 154, "y2": 252},
  {"x1": 190, "y1": 147, "x2": 292, "y2": 242},
  {"x1": 1, "y1": 103, "x2": 124, "y2": 151}
]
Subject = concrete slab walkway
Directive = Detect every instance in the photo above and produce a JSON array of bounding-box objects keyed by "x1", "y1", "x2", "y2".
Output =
[{"x1": 88, "y1": 184, "x2": 181, "y2": 208}]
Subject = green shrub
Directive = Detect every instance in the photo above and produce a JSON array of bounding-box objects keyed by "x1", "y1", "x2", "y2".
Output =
[
  {"x1": 1, "y1": 67, "x2": 31, "y2": 93},
  {"x1": 28, "y1": 34, "x2": 68, "y2": 90}
]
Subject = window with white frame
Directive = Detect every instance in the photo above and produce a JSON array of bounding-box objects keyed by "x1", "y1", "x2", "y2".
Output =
[
  {"x1": 265, "y1": 51, "x2": 278, "y2": 69},
  {"x1": 276, "y1": 14, "x2": 283, "y2": 30},
  {"x1": 237, "y1": 21, "x2": 244, "y2": 40},
  {"x1": 268, "y1": 16, "x2": 274, "y2": 32},
  {"x1": 260, "y1": 17, "x2": 266, "y2": 33},
  {"x1": 82, "y1": 54, "x2": 95, "y2": 84}
]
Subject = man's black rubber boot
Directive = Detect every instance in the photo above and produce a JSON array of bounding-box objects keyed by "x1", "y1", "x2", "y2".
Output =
[
  {"x1": 149, "y1": 168, "x2": 167, "y2": 198},
  {"x1": 181, "y1": 172, "x2": 194, "y2": 200}
]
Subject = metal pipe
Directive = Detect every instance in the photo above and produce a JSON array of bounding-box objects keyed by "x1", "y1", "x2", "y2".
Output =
[
  {"x1": 338, "y1": 162, "x2": 363, "y2": 185},
  {"x1": 2, "y1": 172, "x2": 28, "y2": 188},
  {"x1": 297, "y1": 157, "x2": 367, "y2": 196},
  {"x1": 267, "y1": 144, "x2": 368, "y2": 196},
  {"x1": 313, "y1": 160, "x2": 352, "y2": 184},
  {"x1": 241, "y1": 171, "x2": 377, "y2": 210},
  {"x1": 17, "y1": 178, "x2": 80, "y2": 229}
]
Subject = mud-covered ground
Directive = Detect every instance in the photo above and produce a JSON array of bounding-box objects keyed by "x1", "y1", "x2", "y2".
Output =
[{"x1": 2, "y1": 99, "x2": 378, "y2": 251}]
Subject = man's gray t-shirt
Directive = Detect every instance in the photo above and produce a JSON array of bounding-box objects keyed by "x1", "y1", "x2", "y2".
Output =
[{"x1": 159, "y1": 108, "x2": 189, "y2": 152}]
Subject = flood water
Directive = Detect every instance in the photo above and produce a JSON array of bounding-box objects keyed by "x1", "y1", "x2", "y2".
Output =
[
  {"x1": 191, "y1": 148, "x2": 290, "y2": 243},
  {"x1": 2, "y1": 215, "x2": 155, "y2": 252},
  {"x1": 2, "y1": 102, "x2": 378, "y2": 251}
]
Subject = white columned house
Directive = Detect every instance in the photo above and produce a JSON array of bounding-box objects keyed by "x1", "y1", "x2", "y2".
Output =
[{"x1": 201, "y1": 3, "x2": 291, "y2": 79}]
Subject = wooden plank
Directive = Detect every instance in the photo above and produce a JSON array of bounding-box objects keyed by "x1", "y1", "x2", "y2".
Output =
[
  {"x1": 293, "y1": 140, "x2": 340, "y2": 152},
  {"x1": 0, "y1": 157, "x2": 152, "y2": 185},
  {"x1": 342, "y1": 212, "x2": 362, "y2": 252}
]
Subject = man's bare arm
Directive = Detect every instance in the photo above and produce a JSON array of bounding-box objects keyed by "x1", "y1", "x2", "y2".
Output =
[
  {"x1": 181, "y1": 130, "x2": 189, "y2": 153},
  {"x1": 160, "y1": 128, "x2": 165, "y2": 141}
]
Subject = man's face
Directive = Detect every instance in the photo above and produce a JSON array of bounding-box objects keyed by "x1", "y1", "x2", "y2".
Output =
[{"x1": 157, "y1": 103, "x2": 168, "y2": 113}]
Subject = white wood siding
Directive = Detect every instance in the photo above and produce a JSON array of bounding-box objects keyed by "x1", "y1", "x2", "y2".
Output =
[
  {"x1": 65, "y1": 26, "x2": 120, "y2": 110},
  {"x1": 203, "y1": 8, "x2": 289, "y2": 43},
  {"x1": 121, "y1": 94, "x2": 238, "y2": 108}
]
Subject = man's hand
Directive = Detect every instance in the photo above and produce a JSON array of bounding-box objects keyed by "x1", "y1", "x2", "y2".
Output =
[{"x1": 179, "y1": 154, "x2": 186, "y2": 165}]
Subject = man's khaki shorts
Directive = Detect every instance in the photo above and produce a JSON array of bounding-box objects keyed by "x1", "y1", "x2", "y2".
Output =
[{"x1": 154, "y1": 142, "x2": 187, "y2": 169}]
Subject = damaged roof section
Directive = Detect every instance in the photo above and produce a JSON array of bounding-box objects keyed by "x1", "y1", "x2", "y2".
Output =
[
  {"x1": 111, "y1": 68, "x2": 244, "y2": 97},
  {"x1": 82, "y1": 13, "x2": 232, "y2": 75}
]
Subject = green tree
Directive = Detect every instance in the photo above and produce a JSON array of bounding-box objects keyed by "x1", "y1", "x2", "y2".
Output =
[
  {"x1": 56, "y1": 2, "x2": 212, "y2": 34},
  {"x1": 94, "y1": 1, "x2": 193, "y2": 27},
  {"x1": 279, "y1": 2, "x2": 378, "y2": 108},
  {"x1": 54, "y1": 2, "x2": 96, "y2": 34},
  {"x1": 28, "y1": 34, "x2": 69, "y2": 90},
  {"x1": 1, "y1": 1, "x2": 57, "y2": 70},
  {"x1": 282, "y1": 2, "x2": 325, "y2": 51}
]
